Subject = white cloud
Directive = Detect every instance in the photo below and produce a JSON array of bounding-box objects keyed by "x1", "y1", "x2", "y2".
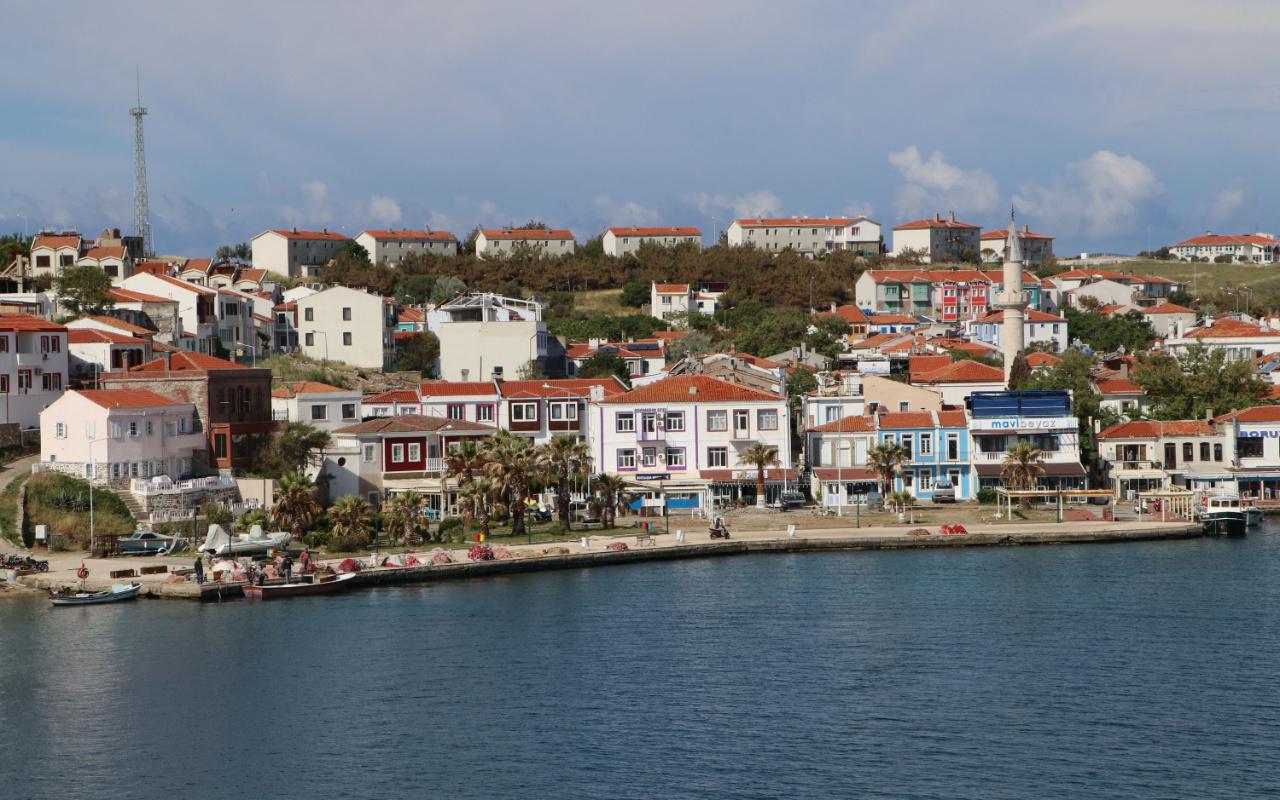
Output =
[
  {"x1": 688, "y1": 190, "x2": 782, "y2": 219},
  {"x1": 888, "y1": 146, "x2": 999, "y2": 220},
  {"x1": 841, "y1": 201, "x2": 876, "y2": 219},
  {"x1": 592, "y1": 196, "x2": 660, "y2": 226},
  {"x1": 1014, "y1": 150, "x2": 1164, "y2": 239},
  {"x1": 302, "y1": 181, "x2": 327, "y2": 206},
  {"x1": 369, "y1": 195, "x2": 402, "y2": 225},
  {"x1": 1191, "y1": 187, "x2": 1249, "y2": 228}
]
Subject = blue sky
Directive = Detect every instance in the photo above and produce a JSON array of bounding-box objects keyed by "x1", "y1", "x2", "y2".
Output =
[{"x1": 3, "y1": 0, "x2": 1279, "y2": 258}]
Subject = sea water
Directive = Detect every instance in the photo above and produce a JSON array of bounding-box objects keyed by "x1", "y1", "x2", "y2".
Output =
[{"x1": 3, "y1": 525, "x2": 1280, "y2": 799}]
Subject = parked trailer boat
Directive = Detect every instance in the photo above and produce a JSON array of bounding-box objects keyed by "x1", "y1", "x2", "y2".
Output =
[
  {"x1": 50, "y1": 582, "x2": 142, "y2": 606},
  {"x1": 243, "y1": 572, "x2": 357, "y2": 599}
]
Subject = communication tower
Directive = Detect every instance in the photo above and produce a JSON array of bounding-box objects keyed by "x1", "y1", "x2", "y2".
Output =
[{"x1": 130, "y1": 70, "x2": 154, "y2": 257}]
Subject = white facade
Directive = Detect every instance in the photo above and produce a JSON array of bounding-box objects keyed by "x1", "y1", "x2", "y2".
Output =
[
  {"x1": 726, "y1": 216, "x2": 879, "y2": 256},
  {"x1": 602, "y1": 227, "x2": 701, "y2": 257},
  {"x1": 296, "y1": 286, "x2": 397, "y2": 371},
  {"x1": 474, "y1": 229, "x2": 575, "y2": 259},
  {"x1": 891, "y1": 213, "x2": 982, "y2": 261},
  {"x1": 250, "y1": 229, "x2": 348, "y2": 278},
  {"x1": 0, "y1": 316, "x2": 69, "y2": 428},
  {"x1": 1169, "y1": 233, "x2": 1280, "y2": 263},
  {"x1": 430, "y1": 294, "x2": 548, "y2": 382},
  {"x1": 120, "y1": 273, "x2": 221, "y2": 355},
  {"x1": 355, "y1": 229, "x2": 459, "y2": 264},
  {"x1": 270, "y1": 383, "x2": 364, "y2": 432},
  {"x1": 966, "y1": 310, "x2": 1068, "y2": 354}
]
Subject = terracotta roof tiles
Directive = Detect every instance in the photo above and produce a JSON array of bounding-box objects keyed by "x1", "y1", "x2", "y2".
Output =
[{"x1": 599, "y1": 375, "x2": 780, "y2": 404}]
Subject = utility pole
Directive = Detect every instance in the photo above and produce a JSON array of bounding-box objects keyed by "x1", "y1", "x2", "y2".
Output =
[{"x1": 131, "y1": 68, "x2": 154, "y2": 257}]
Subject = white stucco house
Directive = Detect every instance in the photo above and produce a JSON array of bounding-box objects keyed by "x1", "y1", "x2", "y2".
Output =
[{"x1": 295, "y1": 286, "x2": 397, "y2": 371}]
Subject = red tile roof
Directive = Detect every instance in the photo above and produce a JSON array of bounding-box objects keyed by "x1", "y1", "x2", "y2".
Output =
[
  {"x1": 266, "y1": 229, "x2": 349, "y2": 241},
  {"x1": 148, "y1": 273, "x2": 217, "y2": 295},
  {"x1": 1214, "y1": 406, "x2": 1280, "y2": 424},
  {"x1": 235, "y1": 269, "x2": 268, "y2": 283},
  {"x1": 1056, "y1": 269, "x2": 1126, "y2": 281},
  {"x1": 75, "y1": 389, "x2": 183, "y2": 409},
  {"x1": 501, "y1": 377, "x2": 629, "y2": 399},
  {"x1": 947, "y1": 341, "x2": 998, "y2": 355},
  {"x1": 599, "y1": 375, "x2": 780, "y2": 404},
  {"x1": 1182, "y1": 320, "x2": 1280, "y2": 339},
  {"x1": 809, "y1": 415, "x2": 876, "y2": 433},
  {"x1": 180, "y1": 258, "x2": 213, "y2": 274},
  {"x1": 734, "y1": 217, "x2": 865, "y2": 228},
  {"x1": 399, "y1": 308, "x2": 425, "y2": 324},
  {"x1": 937, "y1": 410, "x2": 968, "y2": 428},
  {"x1": 653, "y1": 283, "x2": 689, "y2": 293},
  {"x1": 973, "y1": 308, "x2": 1065, "y2": 323},
  {"x1": 1143, "y1": 302, "x2": 1195, "y2": 315},
  {"x1": 134, "y1": 261, "x2": 175, "y2": 277},
  {"x1": 480, "y1": 229, "x2": 573, "y2": 240},
  {"x1": 607, "y1": 227, "x2": 701, "y2": 236},
  {"x1": 81, "y1": 246, "x2": 126, "y2": 260},
  {"x1": 1098, "y1": 420, "x2": 1217, "y2": 439},
  {"x1": 271, "y1": 381, "x2": 349, "y2": 398},
  {"x1": 822, "y1": 305, "x2": 868, "y2": 324},
  {"x1": 129, "y1": 352, "x2": 256, "y2": 372},
  {"x1": 1026, "y1": 352, "x2": 1062, "y2": 367},
  {"x1": 32, "y1": 235, "x2": 81, "y2": 250},
  {"x1": 894, "y1": 218, "x2": 979, "y2": 230},
  {"x1": 1131, "y1": 274, "x2": 1181, "y2": 284},
  {"x1": 1095, "y1": 378, "x2": 1143, "y2": 395},
  {"x1": 877, "y1": 412, "x2": 935, "y2": 429},
  {"x1": 81, "y1": 315, "x2": 152, "y2": 334},
  {"x1": 68, "y1": 329, "x2": 147, "y2": 345},
  {"x1": 0, "y1": 314, "x2": 64, "y2": 332},
  {"x1": 363, "y1": 389, "x2": 421, "y2": 405},
  {"x1": 362, "y1": 229, "x2": 458, "y2": 240},
  {"x1": 1172, "y1": 234, "x2": 1278, "y2": 247},
  {"x1": 979, "y1": 229, "x2": 1053, "y2": 240},
  {"x1": 909, "y1": 355, "x2": 952, "y2": 376},
  {"x1": 108, "y1": 288, "x2": 175, "y2": 304},
  {"x1": 418, "y1": 381, "x2": 499, "y2": 397},
  {"x1": 334, "y1": 415, "x2": 492, "y2": 435},
  {"x1": 914, "y1": 360, "x2": 1005, "y2": 384}
]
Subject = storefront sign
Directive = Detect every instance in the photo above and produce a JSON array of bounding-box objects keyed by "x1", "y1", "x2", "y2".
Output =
[
  {"x1": 970, "y1": 417, "x2": 1076, "y2": 431},
  {"x1": 857, "y1": 361, "x2": 891, "y2": 375},
  {"x1": 636, "y1": 473, "x2": 670, "y2": 481},
  {"x1": 1239, "y1": 430, "x2": 1280, "y2": 438}
]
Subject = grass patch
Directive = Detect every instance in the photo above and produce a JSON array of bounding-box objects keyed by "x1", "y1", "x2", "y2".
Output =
[
  {"x1": 1109, "y1": 258, "x2": 1280, "y2": 300},
  {"x1": 573, "y1": 289, "x2": 626, "y2": 316},
  {"x1": 24, "y1": 472, "x2": 135, "y2": 550},
  {"x1": 258, "y1": 353, "x2": 357, "y2": 390},
  {"x1": 0, "y1": 469, "x2": 31, "y2": 546}
]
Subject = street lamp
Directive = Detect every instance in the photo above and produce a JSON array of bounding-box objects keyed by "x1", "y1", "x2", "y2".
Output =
[{"x1": 1219, "y1": 288, "x2": 1239, "y2": 314}]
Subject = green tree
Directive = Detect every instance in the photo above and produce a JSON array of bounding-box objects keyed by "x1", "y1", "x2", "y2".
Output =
[
  {"x1": 805, "y1": 314, "x2": 851, "y2": 358},
  {"x1": 0, "y1": 232, "x2": 32, "y2": 268},
  {"x1": 457, "y1": 479, "x2": 500, "y2": 538},
  {"x1": 329, "y1": 495, "x2": 373, "y2": 551},
  {"x1": 271, "y1": 472, "x2": 321, "y2": 541},
  {"x1": 1001, "y1": 442, "x2": 1046, "y2": 510},
  {"x1": 394, "y1": 274, "x2": 437, "y2": 305},
  {"x1": 737, "y1": 443, "x2": 781, "y2": 507},
  {"x1": 786, "y1": 366, "x2": 818, "y2": 405},
  {"x1": 592, "y1": 473, "x2": 631, "y2": 529},
  {"x1": 665, "y1": 332, "x2": 716, "y2": 363},
  {"x1": 1062, "y1": 307, "x2": 1155, "y2": 353},
  {"x1": 383, "y1": 491, "x2": 427, "y2": 546},
  {"x1": 429, "y1": 276, "x2": 467, "y2": 303},
  {"x1": 577, "y1": 352, "x2": 632, "y2": 385},
  {"x1": 445, "y1": 439, "x2": 484, "y2": 486},
  {"x1": 1008, "y1": 351, "x2": 1031, "y2": 389},
  {"x1": 396, "y1": 331, "x2": 440, "y2": 376},
  {"x1": 252, "y1": 422, "x2": 332, "y2": 479},
  {"x1": 538, "y1": 434, "x2": 594, "y2": 527},
  {"x1": 56, "y1": 265, "x2": 116, "y2": 317},
  {"x1": 619, "y1": 282, "x2": 649, "y2": 308},
  {"x1": 338, "y1": 239, "x2": 371, "y2": 263},
  {"x1": 216, "y1": 242, "x2": 251, "y2": 262},
  {"x1": 1132, "y1": 341, "x2": 1271, "y2": 420},
  {"x1": 482, "y1": 432, "x2": 539, "y2": 538},
  {"x1": 867, "y1": 442, "x2": 910, "y2": 495}
]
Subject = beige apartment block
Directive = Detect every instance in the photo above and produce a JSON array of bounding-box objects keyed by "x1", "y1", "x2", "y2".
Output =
[{"x1": 295, "y1": 286, "x2": 397, "y2": 371}]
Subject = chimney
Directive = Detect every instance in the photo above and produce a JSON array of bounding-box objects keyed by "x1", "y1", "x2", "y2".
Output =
[
  {"x1": 164, "y1": 350, "x2": 173, "y2": 372},
  {"x1": 689, "y1": 385, "x2": 697, "y2": 395},
  {"x1": 1022, "y1": 224, "x2": 1028, "y2": 233},
  {"x1": 933, "y1": 212, "x2": 940, "y2": 222},
  {"x1": 949, "y1": 211, "x2": 955, "y2": 223},
  {"x1": 322, "y1": 228, "x2": 328, "y2": 234},
  {"x1": 291, "y1": 227, "x2": 298, "y2": 234},
  {"x1": 1206, "y1": 407, "x2": 1214, "y2": 422},
  {"x1": 424, "y1": 226, "x2": 431, "y2": 234},
  {"x1": 1206, "y1": 230, "x2": 1211, "y2": 236},
  {"x1": 729, "y1": 343, "x2": 736, "y2": 354}
]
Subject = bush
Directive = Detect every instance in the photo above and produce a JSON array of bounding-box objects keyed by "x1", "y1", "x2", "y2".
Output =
[
  {"x1": 619, "y1": 282, "x2": 648, "y2": 308},
  {"x1": 437, "y1": 517, "x2": 462, "y2": 541},
  {"x1": 541, "y1": 523, "x2": 565, "y2": 539},
  {"x1": 24, "y1": 472, "x2": 135, "y2": 549},
  {"x1": 329, "y1": 530, "x2": 370, "y2": 553},
  {"x1": 976, "y1": 488, "x2": 998, "y2": 505}
]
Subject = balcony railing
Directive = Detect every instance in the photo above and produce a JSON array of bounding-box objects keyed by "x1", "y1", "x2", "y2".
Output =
[{"x1": 131, "y1": 474, "x2": 236, "y2": 496}]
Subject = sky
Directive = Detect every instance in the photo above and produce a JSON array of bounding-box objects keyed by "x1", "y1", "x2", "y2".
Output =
[{"x1": 3, "y1": 0, "x2": 1280, "y2": 258}]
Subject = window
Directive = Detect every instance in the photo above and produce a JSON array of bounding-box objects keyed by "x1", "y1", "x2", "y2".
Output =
[
  {"x1": 214, "y1": 434, "x2": 228, "y2": 459},
  {"x1": 616, "y1": 412, "x2": 635, "y2": 432},
  {"x1": 707, "y1": 410, "x2": 728, "y2": 431},
  {"x1": 342, "y1": 307, "x2": 352, "y2": 321},
  {"x1": 757, "y1": 409, "x2": 778, "y2": 430},
  {"x1": 825, "y1": 406, "x2": 840, "y2": 422},
  {"x1": 146, "y1": 420, "x2": 154, "y2": 436},
  {"x1": 1183, "y1": 442, "x2": 1194, "y2": 461},
  {"x1": 391, "y1": 444, "x2": 405, "y2": 463},
  {"x1": 1053, "y1": 324, "x2": 1060, "y2": 334},
  {"x1": 128, "y1": 420, "x2": 139, "y2": 437},
  {"x1": 920, "y1": 435, "x2": 932, "y2": 456},
  {"x1": 947, "y1": 434, "x2": 959, "y2": 460},
  {"x1": 733, "y1": 410, "x2": 749, "y2": 432},
  {"x1": 41, "y1": 373, "x2": 61, "y2": 391},
  {"x1": 35, "y1": 255, "x2": 50, "y2": 267},
  {"x1": 304, "y1": 308, "x2": 314, "y2": 321},
  {"x1": 1214, "y1": 443, "x2": 1223, "y2": 462},
  {"x1": 305, "y1": 333, "x2": 314, "y2": 347},
  {"x1": 447, "y1": 404, "x2": 465, "y2": 420},
  {"x1": 477, "y1": 404, "x2": 494, "y2": 422},
  {"x1": 1236, "y1": 438, "x2": 1261, "y2": 459},
  {"x1": 54, "y1": 422, "x2": 66, "y2": 439},
  {"x1": 617, "y1": 449, "x2": 636, "y2": 469},
  {"x1": 642, "y1": 447, "x2": 657, "y2": 467},
  {"x1": 0, "y1": 337, "x2": 7, "y2": 354},
  {"x1": 898, "y1": 401, "x2": 911, "y2": 412},
  {"x1": 179, "y1": 417, "x2": 188, "y2": 433},
  {"x1": 920, "y1": 471, "x2": 932, "y2": 490},
  {"x1": 1200, "y1": 442, "x2": 1210, "y2": 461},
  {"x1": 901, "y1": 435, "x2": 913, "y2": 459},
  {"x1": 408, "y1": 443, "x2": 421, "y2": 461},
  {"x1": 342, "y1": 403, "x2": 356, "y2": 420},
  {"x1": 364, "y1": 444, "x2": 377, "y2": 463},
  {"x1": 512, "y1": 402, "x2": 537, "y2": 421},
  {"x1": 311, "y1": 404, "x2": 328, "y2": 420},
  {"x1": 343, "y1": 332, "x2": 352, "y2": 346},
  {"x1": 708, "y1": 447, "x2": 728, "y2": 467},
  {"x1": 666, "y1": 448, "x2": 685, "y2": 468}
]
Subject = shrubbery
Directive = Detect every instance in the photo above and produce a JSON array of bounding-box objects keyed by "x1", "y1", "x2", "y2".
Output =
[
  {"x1": 25, "y1": 472, "x2": 135, "y2": 549},
  {"x1": 976, "y1": 488, "x2": 998, "y2": 505}
]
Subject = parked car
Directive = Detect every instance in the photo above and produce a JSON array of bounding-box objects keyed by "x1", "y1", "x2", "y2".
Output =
[
  {"x1": 932, "y1": 480, "x2": 956, "y2": 503},
  {"x1": 570, "y1": 502, "x2": 601, "y2": 523}
]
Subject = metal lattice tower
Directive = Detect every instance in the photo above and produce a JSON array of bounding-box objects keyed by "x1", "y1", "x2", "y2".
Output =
[{"x1": 130, "y1": 72, "x2": 154, "y2": 257}]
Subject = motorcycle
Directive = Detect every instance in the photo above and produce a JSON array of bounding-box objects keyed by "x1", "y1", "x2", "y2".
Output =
[{"x1": 709, "y1": 523, "x2": 731, "y2": 540}]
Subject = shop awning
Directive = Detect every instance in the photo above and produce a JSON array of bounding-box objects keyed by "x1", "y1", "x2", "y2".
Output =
[
  {"x1": 975, "y1": 461, "x2": 1086, "y2": 477},
  {"x1": 699, "y1": 468, "x2": 799, "y2": 482},
  {"x1": 812, "y1": 468, "x2": 878, "y2": 482}
]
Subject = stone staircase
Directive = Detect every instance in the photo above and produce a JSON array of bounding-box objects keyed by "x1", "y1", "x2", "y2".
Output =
[{"x1": 121, "y1": 492, "x2": 149, "y2": 526}]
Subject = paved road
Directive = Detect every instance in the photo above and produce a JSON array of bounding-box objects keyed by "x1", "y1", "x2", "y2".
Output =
[{"x1": 0, "y1": 455, "x2": 38, "y2": 555}]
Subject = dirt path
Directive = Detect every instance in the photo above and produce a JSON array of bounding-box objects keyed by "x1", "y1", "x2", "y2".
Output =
[{"x1": 0, "y1": 455, "x2": 38, "y2": 555}]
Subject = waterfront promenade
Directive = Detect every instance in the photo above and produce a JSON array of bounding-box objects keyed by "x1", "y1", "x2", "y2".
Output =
[{"x1": 12, "y1": 517, "x2": 1202, "y2": 601}]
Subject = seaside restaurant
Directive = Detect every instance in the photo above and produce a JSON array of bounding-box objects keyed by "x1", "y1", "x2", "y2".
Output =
[
  {"x1": 1217, "y1": 406, "x2": 1280, "y2": 502},
  {"x1": 967, "y1": 391, "x2": 1088, "y2": 490}
]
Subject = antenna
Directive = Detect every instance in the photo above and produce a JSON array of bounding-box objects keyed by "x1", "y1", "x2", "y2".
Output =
[{"x1": 130, "y1": 67, "x2": 154, "y2": 257}]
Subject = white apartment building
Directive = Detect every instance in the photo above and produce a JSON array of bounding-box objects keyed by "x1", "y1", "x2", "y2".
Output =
[
  {"x1": 29, "y1": 231, "x2": 82, "y2": 280},
  {"x1": 76, "y1": 246, "x2": 134, "y2": 285},
  {"x1": 726, "y1": 216, "x2": 880, "y2": 256},
  {"x1": 1169, "y1": 233, "x2": 1280, "y2": 263},
  {"x1": 891, "y1": 213, "x2": 982, "y2": 262},
  {"x1": 602, "y1": 226, "x2": 702, "y2": 257},
  {"x1": 67, "y1": 328, "x2": 152, "y2": 382},
  {"x1": 270, "y1": 381, "x2": 363, "y2": 432},
  {"x1": 1164, "y1": 318, "x2": 1280, "y2": 362},
  {"x1": 474, "y1": 228, "x2": 575, "y2": 259},
  {"x1": 354, "y1": 229, "x2": 459, "y2": 264},
  {"x1": 295, "y1": 286, "x2": 397, "y2": 371},
  {"x1": 250, "y1": 228, "x2": 349, "y2": 277},
  {"x1": 649, "y1": 282, "x2": 726, "y2": 323},
  {"x1": 430, "y1": 293, "x2": 547, "y2": 382},
  {"x1": 38, "y1": 389, "x2": 204, "y2": 486},
  {"x1": 966, "y1": 309, "x2": 1068, "y2": 353},
  {"x1": 120, "y1": 273, "x2": 222, "y2": 356},
  {"x1": 979, "y1": 226, "x2": 1054, "y2": 267},
  {"x1": 0, "y1": 315, "x2": 69, "y2": 428},
  {"x1": 591, "y1": 375, "x2": 792, "y2": 508}
]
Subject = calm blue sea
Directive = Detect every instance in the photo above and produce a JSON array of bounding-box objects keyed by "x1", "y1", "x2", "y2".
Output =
[{"x1": 3, "y1": 526, "x2": 1280, "y2": 800}]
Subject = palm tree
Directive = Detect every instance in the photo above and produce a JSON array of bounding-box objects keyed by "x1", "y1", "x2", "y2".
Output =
[
  {"x1": 271, "y1": 471, "x2": 320, "y2": 542},
  {"x1": 1001, "y1": 441, "x2": 1046, "y2": 510},
  {"x1": 592, "y1": 473, "x2": 632, "y2": 529},
  {"x1": 383, "y1": 490, "x2": 426, "y2": 546},
  {"x1": 444, "y1": 439, "x2": 484, "y2": 487},
  {"x1": 457, "y1": 479, "x2": 501, "y2": 538},
  {"x1": 538, "y1": 434, "x2": 593, "y2": 527},
  {"x1": 483, "y1": 432, "x2": 539, "y2": 537},
  {"x1": 867, "y1": 442, "x2": 910, "y2": 496},
  {"x1": 736, "y1": 442, "x2": 780, "y2": 508},
  {"x1": 329, "y1": 495, "x2": 373, "y2": 551}
]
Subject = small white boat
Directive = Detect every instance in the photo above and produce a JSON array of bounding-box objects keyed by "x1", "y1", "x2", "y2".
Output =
[
  {"x1": 200, "y1": 524, "x2": 292, "y2": 557},
  {"x1": 50, "y1": 582, "x2": 142, "y2": 606},
  {"x1": 1245, "y1": 504, "x2": 1264, "y2": 527}
]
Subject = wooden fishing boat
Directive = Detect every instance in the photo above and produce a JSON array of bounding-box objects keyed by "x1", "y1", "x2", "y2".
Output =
[
  {"x1": 243, "y1": 572, "x2": 357, "y2": 599},
  {"x1": 50, "y1": 582, "x2": 142, "y2": 606}
]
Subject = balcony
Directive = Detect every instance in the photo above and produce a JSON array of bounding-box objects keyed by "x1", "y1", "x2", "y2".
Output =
[
  {"x1": 15, "y1": 352, "x2": 47, "y2": 367},
  {"x1": 164, "y1": 432, "x2": 208, "y2": 454}
]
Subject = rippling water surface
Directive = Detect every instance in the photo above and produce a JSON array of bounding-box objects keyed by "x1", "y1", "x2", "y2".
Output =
[{"x1": 4, "y1": 526, "x2": 1280, "y2": 799}]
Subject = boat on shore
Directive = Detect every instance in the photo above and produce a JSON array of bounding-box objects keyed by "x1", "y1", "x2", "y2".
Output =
[
  {"x1": 243, "y1": 572, "x2": 357, "y2": 599},
  {"x1": 120, "y1": 531, "x2": 189, "y2": 554},
  {"x1": 200, "y1": 524, "x2": 292, "y2": 558},
  {"x1": 1200, "y1": 494, "x2": 1248, "y2": 536},
  {"x1": 50, "y1": 582, "x2": 142, "y2": 606}
]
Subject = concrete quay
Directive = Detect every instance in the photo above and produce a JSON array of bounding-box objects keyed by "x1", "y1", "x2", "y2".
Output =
[{"x1": 13, "y1": 519, "x2": 1204, "y2": 602}]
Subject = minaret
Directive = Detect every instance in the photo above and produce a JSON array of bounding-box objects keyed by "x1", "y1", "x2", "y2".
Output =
[{"x1": 998, "y1": 209, "x2": 1027, "y2": 380}]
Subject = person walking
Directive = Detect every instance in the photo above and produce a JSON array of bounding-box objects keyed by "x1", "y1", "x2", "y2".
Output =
[
  {"x1": 298, "y1": 548, "x2": 310, "y2": 576},
  {"x1": 281, "y1": 554, "x2": 293, "y2": 584},
  {"x1": 193, "y1": 557, "x2": 204, "y2": 584}
]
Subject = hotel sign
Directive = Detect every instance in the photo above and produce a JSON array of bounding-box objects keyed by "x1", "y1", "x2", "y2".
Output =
[{"x1": 970, "y1": 417, "x2": 1077, "y2": 431}]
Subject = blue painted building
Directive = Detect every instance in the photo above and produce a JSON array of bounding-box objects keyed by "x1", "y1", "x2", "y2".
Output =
[{"x1": 877, "y1": 410, "x2": 974, "y2": 500}]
